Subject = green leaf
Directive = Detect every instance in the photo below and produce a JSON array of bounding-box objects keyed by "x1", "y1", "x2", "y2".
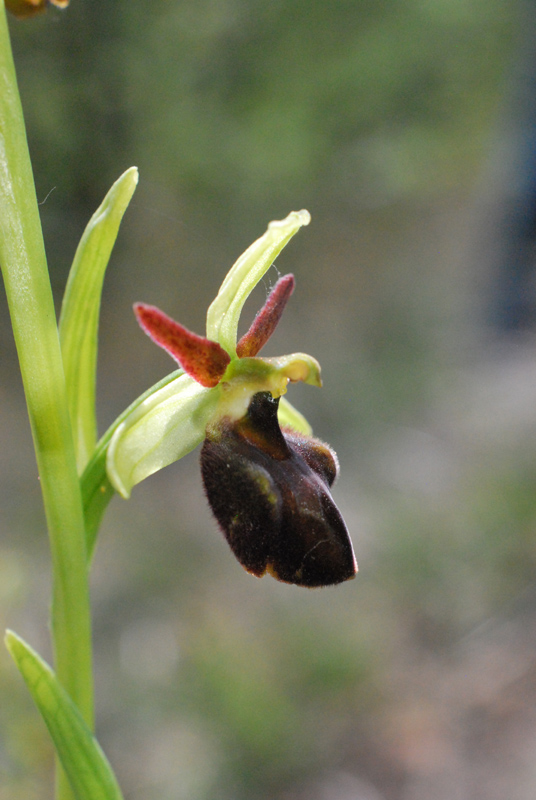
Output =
[
  {"x1": 278, "y1": 396, "x2": 313, "y2": 435},
  {"x1": 205, "y1": 210, "x2": 310, "y2": 356},
  {"x1": 106, "y1": 372, "x2": 220, "y2": 498},
  {"x1": 59, "y1": 167, "x2": 139, "y2": 472},
  {"x1": 5, "y1": 630, "x2": 124, "y2": 800}
]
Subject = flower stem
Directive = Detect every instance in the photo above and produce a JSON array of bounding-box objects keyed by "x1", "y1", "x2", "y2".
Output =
[{"x1": 0, "y1": 5, "x2": 93, "y2": 798}]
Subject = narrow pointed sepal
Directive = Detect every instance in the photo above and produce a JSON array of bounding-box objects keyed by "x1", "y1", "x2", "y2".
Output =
[
  {"x1": 206, "y1": 210, "x2": 310, "y2": 355},
  {"x1": 201, "y1": 392, "x2": 357, "y2": 587},
  {"x1": 237, "y1": 274, "x2": 295, "y2": 357},
  {"x1": 134, "y1": 303, "x2": 230, "y2": 388}
]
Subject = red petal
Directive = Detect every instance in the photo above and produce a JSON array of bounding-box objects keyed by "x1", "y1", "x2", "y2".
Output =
[
  {"x1": 236, "y1": 274, "x2": 295, "y2": 358},
  {"x1": 134, "y1": 303, "x2": 230, "y2": 388}
]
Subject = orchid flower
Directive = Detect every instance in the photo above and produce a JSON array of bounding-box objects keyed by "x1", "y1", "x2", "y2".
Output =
[{"x1": 106, "y1": 211, "x2": 357, "y2": 587}]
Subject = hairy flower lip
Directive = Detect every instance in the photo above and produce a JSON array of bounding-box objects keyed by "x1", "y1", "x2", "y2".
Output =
[{"x1": 201, "y1": 391, "x2": 357, "y2": 587}]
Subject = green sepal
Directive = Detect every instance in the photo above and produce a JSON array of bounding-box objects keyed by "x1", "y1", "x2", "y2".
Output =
[
  {"x1": 81, "y1": 369, "x2": 183, "y2": 560},
  {"x1": 102, "y1": 364, "x2": 317, "y2": 506},
  {"x1": 107, "y1": 373, "x2": 220, "y2": 498},
  {"x1": 206, "y1": 210, "x2": 310, "y2": 356},
  {"x1": 5, "y1": 630, "x2": 124, "y2": 800},
  {"x1": 59, "y1": 167, "x2": 138, "y2": 472},
  {"x1": 277, "y1": 396, "x2": 313, "y2": 435}
]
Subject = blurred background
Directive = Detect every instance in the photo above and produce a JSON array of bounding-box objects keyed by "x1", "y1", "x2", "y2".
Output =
[{"x1": 3, "y1": 1, "x2": 536, "y2": 798}]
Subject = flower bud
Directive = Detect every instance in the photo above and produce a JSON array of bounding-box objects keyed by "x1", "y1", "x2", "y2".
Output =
[
  {"x1": 201, "y1": 392, "x2": 357, "y2": 587},
  {"x1": 6, "y1": 0, "x2": 68, "y2": 17}
]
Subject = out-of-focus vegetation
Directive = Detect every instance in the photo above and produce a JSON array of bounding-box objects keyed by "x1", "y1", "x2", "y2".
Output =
[{"x1": 5, "y1": 1, "x2": 536, "y2": 799}]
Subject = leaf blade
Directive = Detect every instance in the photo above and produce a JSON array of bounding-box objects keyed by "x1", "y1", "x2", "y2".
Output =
[
  {"x1": 5, "y1": 630, "x2": 124, "y2": 800},
  {"x1": 59, "y1": 167, "x2": 138, "y2": 472}
]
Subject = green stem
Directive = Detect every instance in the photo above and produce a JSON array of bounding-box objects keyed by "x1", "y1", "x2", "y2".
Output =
[{"x1": 0, "y1": 5, "x2": 93, "y2": 799}]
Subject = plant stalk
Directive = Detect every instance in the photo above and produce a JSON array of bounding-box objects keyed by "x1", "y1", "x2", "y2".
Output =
[{"x1": 0, "y1": 5, "x2": 94, "y2": 799}]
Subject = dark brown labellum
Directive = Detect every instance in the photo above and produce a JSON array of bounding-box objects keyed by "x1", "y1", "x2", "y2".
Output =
[{"x1": 201, "y1": 392, "x2": 357, "y2": 587}]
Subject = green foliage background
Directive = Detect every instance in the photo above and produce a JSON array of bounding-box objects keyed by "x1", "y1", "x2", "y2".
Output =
[{"x1": 4, "y1": 2, "x2": 536, "y2": 799}]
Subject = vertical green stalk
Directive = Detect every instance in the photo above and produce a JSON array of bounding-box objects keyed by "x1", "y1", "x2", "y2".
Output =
[{"x1": 0, "y1": 4, "x2": 93, "y2": 799}]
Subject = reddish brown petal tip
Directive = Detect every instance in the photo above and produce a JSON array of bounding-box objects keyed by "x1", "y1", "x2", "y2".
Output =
[
  {"x1": 6, "y1": 0, "x2": 68, "y2": 17},
  {"x1": 236, "y1": 274, "x2": 295, "y2": 358},
  {"x1": 134, "y1": 303, "x2": 230, "y2": 388}
]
